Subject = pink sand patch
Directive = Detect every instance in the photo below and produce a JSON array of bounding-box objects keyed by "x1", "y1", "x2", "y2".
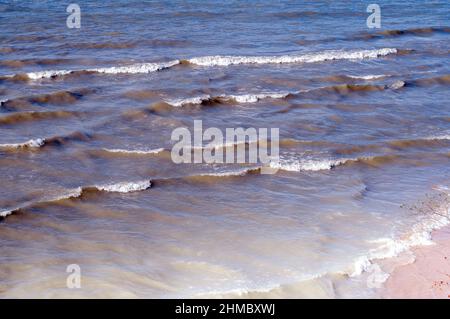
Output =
[{"x1": 383, "y1": 226, "x2": 450, "y2": 299}]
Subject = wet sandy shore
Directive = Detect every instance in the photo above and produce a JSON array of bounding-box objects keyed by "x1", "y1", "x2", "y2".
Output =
[{"x1": 382, "y1": 225, "x2": 450, "y2": 299}]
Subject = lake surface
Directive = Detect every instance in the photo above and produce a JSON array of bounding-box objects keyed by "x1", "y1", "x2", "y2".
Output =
[{"x1": 0, "y1": 0, "x2": 449, "y2": 297}]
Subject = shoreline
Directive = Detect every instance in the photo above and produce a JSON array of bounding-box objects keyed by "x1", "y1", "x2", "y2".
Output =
[{"x1": 381, "y1": 225, "x2": 450, "y2": 299}]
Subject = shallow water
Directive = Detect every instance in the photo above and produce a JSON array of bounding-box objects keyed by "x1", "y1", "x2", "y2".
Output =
[{"x1": 0, "y1": 0, "x2": 449, "y2": 298}]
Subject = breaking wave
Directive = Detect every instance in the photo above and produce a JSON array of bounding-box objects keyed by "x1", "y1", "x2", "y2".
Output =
[
  {"x1": 347, "y1": 186, "x2": 450, "y2": 280},
  {"x1": 165, "y1": 80, "x2": 408, "y2": 107},
  {"x1": 270, "y1": 157, "x2": 355, "y2": 172},
  {"x1": 88, "y1": 180, "x2": 152, "y2": 193},
  {"x1": 5, "y1": 48, "x2": 398, "y2": 80},
  {"x1": 269, "y1": 153, "x2": 432, "y2": 172},
  {"x1": 185, "y1": 48, "x2": 397, "y2": 66},
  {"x1": 166, "y1": 92, "x2": 292, "y2": 107},
  {"x1": 0, "y1": 132, "x2": 93, "y2": 151},
  {"x1": 0, "y1": 188, "x2": 83, "y2": 218},
  {"x1": 9, "y1": 60, "x2": 180, "y2": 80},
  {"x1": 1, "y1": 89, "x2": 94, "y2": 112},
  {"x1": 0, "y1": 180, "x2": 152, "y2": 219},
  {"x1": 102, "y1": 148, "x2": 165, "y2": 155},
  {"x1": 0, "y1": 138, "x2": 45, "y2": 149},
  {"x1": 346, "y1": 74, "x2": 388, "y2": 80}
]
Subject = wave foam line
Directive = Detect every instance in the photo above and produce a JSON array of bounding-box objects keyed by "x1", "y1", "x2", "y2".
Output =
[
  {"x1": 198, "y1": 167, "x2": 261, "y2": 177},
  {"x1": 103, "y1": 148, "x2": 165, "y2": 155},
  {"x1": 0, "y1": 187, "x2": 83, "y2": 218},
  {"x1": 165, "y1": 78, "x2": 411, "y2": 108},
  {"x1": 15, "y1": 60, "x2": 180, "y2": 80},
  {"x1": 0, "y1": 180, "x2": 152, "y2": 219},
  {"x1": 91, "y1": 180, "x2": 152, "y2": 193},
  {"x1": 348, "y1": 186, "x2": 450, "y2": 280},
  {"x1": 8, "y1": 48, "x2": 398, "y2": 80},
  {"x1": 347, "y1": 74, "x2": 387, "y2": 80},
  {"x1": 425, "y1": 134, "x2": 450, "y2": 141},
  {"x1": 166, "y1": 92, "x2": 294, "y2": 107},
  {"x1": 270, "y1": 157, "x2": 355, "y2": 172},
  {"x1": 187, "y1": 48, "x2": 397, "y2": 66},
  {"x1": 0, "y1": 138, "x2": 45, "y2": 149}
]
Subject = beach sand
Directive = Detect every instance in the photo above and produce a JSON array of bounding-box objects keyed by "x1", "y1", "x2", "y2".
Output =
[{"x1": 382, "y1": 225, "x2": 450, "y2": 299}]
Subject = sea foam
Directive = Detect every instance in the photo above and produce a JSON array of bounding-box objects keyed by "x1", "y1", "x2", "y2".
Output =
[
  {"x1": 187, "y1": 48, "x2": 397, "y2": 66},
  {"x1": 11, "y1": 48, "x2": 397, "y2": 80},
  {"x1": 0, "y1": 138, "x2": 46, "y2": 149},
  {"x1": 103, "y1": 148, "x2": 165, "y2": 155},
  {"x1": 93, "y1": 180, "x2": 152, "y2": 193}
]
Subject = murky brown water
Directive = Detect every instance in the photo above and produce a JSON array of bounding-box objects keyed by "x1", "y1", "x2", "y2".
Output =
[{"x1": 0, "y1": 0, "x2": 449, "y2": 298}]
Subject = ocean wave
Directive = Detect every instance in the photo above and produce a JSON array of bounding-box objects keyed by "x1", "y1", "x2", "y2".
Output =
[
  {"x1": 0, "y1": 132, "x2": 93, "y2": 151},
  {"x1": 10, "y1": 60, "x2": 180, "y2": 80},
  {"x1": 387, "y1": 136, "x2": 450, "y2": 150},
  {"x1": 0, "y1": 138, "x2": 45, "y2": 149},
  {"x1": 0, "y1": 58, "x2": 73, "y2": 68},
  {"x1": 269, "y1": 153, "x2": 426, "y2": 172},
  {"x1": 0, "y1": 180, "x2": 152, "y2": 219},
  {"x1": 410, "y1": 74, "x2": 450, "y2": 87},
  {"x1": 91, "y1": 60, "x2": 180, "y2": 75},
  {"x1": 0, "y1": 187, "x2": 83, "y2": 219},
  {"x1": 0, "y1": 209, "x2": 13, "y2": 218},
  {"x1": 91, "y1": 180, "x2": 152, "y2": 193},
  {"x1": 197, "y1": 167, "x2": 261, "y2": 177},
  {"x1": 425, "y1": 134, "x2": 450, "y2": 141},
  {"x1": 102, "y1": 148, "x2": 165, "y2": 155},
  {"x1": 4, "y1": 48, "x2": 398, "y2": 80},
  {"x1": 186, "y1": 48, "x2": 397, "y2": 66},
  {"x1": 346, "y1": 74, "x2": 388, "y2": 80},
  {"x1": 1, "y1": 89, "x2": 94, "y2": 111},
  {"x1": 166, "y1": 79, "x2": 412, "y2": 108},
  {"x1": 166, "y1": 92, "x2": 293, "y2": 107},
  {"x1": 229, "y1": 92, "x2": 292, "y2": 103},
  {"x1": 0, "y1": 111, "x2": 81, "y2": 126},
  {"x1": 167, "y1": 94, "x2": 213, "y2": 107},
  {"x1": 270, "y1": 157, "x2": 355, "y2": 172}
]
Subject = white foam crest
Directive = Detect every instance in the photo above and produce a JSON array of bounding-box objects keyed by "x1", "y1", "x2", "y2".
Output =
[
  {"x1": 187, "y1": 48, "x2": 397, "y2": 67},
  {"x1": 226, "y1": 92, "x2": 292, "y2": 103},
  {"x1": 0, "y1": 138, "x2": 46, "y2": 149},
  {"x1": 199, "y1": 167, "x2": 259, "y2": 177},
  {"x1": 347, "y1": 74, "x2": 387, "y2": 80},
  {"x1": 0, "y1": 209, "x2": 13, "y2": 217},
  {"x1": 425, "y1": 134, "x2": 450, "y2": 141},
  {"x1": 185, "y1": 138, "x2": 262, "y2": 153},
  {"x1": 270, "y1": 157, "x2": 354, "y2": 172},
  {"x1": 44, "y1": 187, "x2": 83, "y2": 202},
  {"x1": 15, "y1": 60, "x2": 180, "y2": 80},
  {"x1": 348, "y1": 187, "x2": 450, "y2": 279},
  {"x1": 94, "y1": 180, "x2": 152, "y2": 193},
  {"x1": 91, "y1": 60, "x2": 179, "y2": 75},
  {"x1": 167, "y1": 94, "x2": 212, "y2": 107},
  {"x1": 103, "y1": 148, "x2": 165, "y2": 155},
  {"x1": 25, "y1": 70, "x2": 73, "y2": 80},
  {"x1": 9, "y1": 48, "x2": 397, "y2": 81},
  {"x1": 166, "y1": 91, "x2": 293, "y2": 107},
  {"x1": 0, "y1": 187, "x2": 82, "y2": 218}
]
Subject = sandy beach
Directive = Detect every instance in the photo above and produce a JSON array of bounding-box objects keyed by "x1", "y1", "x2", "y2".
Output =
[{"x1": 382, "y1": 225, "x2": 450, "y2": 299}]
